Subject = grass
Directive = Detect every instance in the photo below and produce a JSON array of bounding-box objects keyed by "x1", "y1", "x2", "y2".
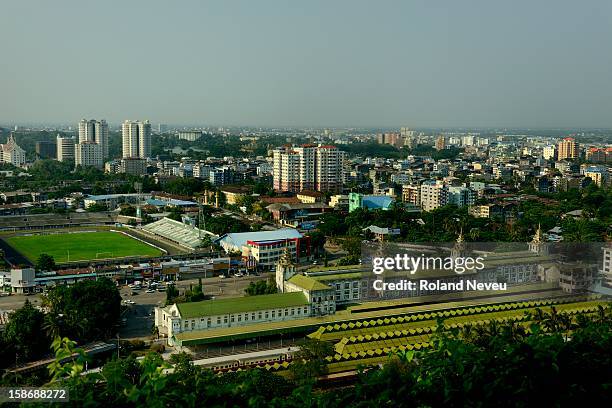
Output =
[{"x1": 5, "y1": 231, "x2": 162, "y2": 263}]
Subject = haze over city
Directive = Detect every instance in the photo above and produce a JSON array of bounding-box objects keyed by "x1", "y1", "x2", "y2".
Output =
[{"x1": 2, "y1": 0, "x2": 612, "y2": 128}]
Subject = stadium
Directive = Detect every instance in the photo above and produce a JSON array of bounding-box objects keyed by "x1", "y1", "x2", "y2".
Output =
[{"x1": 0, "y1": 213, "x2": 212, "y2": 267}]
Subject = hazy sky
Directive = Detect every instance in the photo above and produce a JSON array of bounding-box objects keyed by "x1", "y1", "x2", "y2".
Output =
[{"x1": 2, "y1": 0, "x2": 612, "y2": 128}]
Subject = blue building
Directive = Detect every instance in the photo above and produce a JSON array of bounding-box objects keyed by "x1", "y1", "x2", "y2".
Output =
[{"x1": 348, "y1": 192, "x2": 395, "y2": 212}]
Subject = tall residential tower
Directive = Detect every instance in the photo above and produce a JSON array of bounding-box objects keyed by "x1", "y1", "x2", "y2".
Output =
[
  {"x1": 122, "y1": 120, "x2": 151, "y2": 159},
  {"x1": 78, "y1": 119, "x2": 109, "y2": 159},
  {"x1": 273, "y1": 144, "x2": 345, "y2": 193}
]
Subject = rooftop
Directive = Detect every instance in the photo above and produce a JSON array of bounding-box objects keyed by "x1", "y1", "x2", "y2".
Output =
[
  {"x1": 287, "y1": 274, "x2": 332, "y2": 291},
  {"x1": 176, "y1": 292, "x2": 309, "y2": 318},
  {"x1": 215, "y1": 228, "x2": 303, "y2": 249}
]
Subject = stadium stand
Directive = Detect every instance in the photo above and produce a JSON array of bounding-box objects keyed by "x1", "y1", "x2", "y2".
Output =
[
  {"x1": 141, "y1": 217, "x2": 216, "y2": 250},
  {"x1": 0, "y1": 212, "x2": 118, "y2": 231}
]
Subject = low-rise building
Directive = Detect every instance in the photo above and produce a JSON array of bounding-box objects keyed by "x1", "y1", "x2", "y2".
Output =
[
  {"x1": 328, "y1": 194, "x2": 349, "y2": 209},
  {"x1": 220, "y1": 185, "x2": 253, "y2": 205},
  {"x1": 348, "y1": 192, "x2": 395, "y2": 212},
  {"x1": 215, "y1": 229, "x2": 309, "y2": 268},
  {"x1": 296, "y1": 191, "x2": 325, "y2": 204},
  {"x1": 155, "y1": 292, "x2": 311, "y2": 344}
]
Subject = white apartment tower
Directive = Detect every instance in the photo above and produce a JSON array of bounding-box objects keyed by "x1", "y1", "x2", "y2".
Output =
[
  {"x1": 273, "y1": 144, "x2": 345, "y2": 193},
  {"x1": 122, "y1": 120, "x2": 151, "y2": 159},
  {"x1": 78, "y1": 119, "x2": 109, "y2": 159},
  {"x1": 56, "y1": 135, "x2": 76, "y2": 162}
]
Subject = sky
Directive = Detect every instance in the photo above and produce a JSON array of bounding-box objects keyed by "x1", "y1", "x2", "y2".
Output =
[{"x1": 1, "y1": 0, "x2": 612, "y2": 128}]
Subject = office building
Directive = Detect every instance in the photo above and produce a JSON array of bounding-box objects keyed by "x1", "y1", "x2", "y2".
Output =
[
  {"x1": 273, "y1": 144, "x2": 345, "y2": 193},
  {"x1": 56, "y1": 135, "x2": 75, "y2": 162},
  {"x1": 35, "y1": 140, "x2": 56, "y2": 159},
  {"x1": 557, "y1": 137, "x2": 579, "y2": 161},
  {"x1": 120, "y1": 157, "x2": 147, "y2": 175},
  {"x1": 122, "y1": 120, "x2": 151, "y2": 159},
  {"x1": 78, "y1": 119, "x2": 109, "y2": 159},
  {"x1": 177, "y1": 130, "x2": 202, "y2": 141},
  {"x1": 75, "y1": 142, "x2": 103, "y2": 169}
]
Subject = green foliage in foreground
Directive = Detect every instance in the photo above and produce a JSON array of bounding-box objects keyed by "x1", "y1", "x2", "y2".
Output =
[{"x1": 23, "y1": 307, "x2": 612, "y2": 407}]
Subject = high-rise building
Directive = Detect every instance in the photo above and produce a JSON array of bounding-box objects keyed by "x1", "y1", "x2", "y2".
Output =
[
  {"x1": 557, "y1": 137, "x2": 579, "y2": 161},
  {"x1": 0, "y1": 134, "x2": 26, "y2": 167},
  {"x1": 75, "y1": 142, "x2": 103, "y2": 168},
  {"x1": 602, "y1": 245, "x2": 612, "y2": 288},
  {"x1": 584, "y1": 166, "x2": 609, "y2": 187},
  {"x1": 273, "y1": 144, "x2": 345, "y2": 193},
  {"x1": 401, "y1": 128, "x2": 416, "y2": 149},
  {"x1": 586, "y1": 147, "x2": 611, "y2": 163},
  {"x1": 78, "y1": 119, "x2": 109, "y2": 159},
  {"x1": 543, "y1": 145, "x2": 556, "y2": 160},
  {"x1": 402, "y1": 184, "x2": 421, "y2": 206},
  {"x1": 447, "y1": 186, "x2": 476, "y2": 207},
  {"x1": 56, "y1": 135, "x2": 75, "y2": 162},
  {"x1": 35, "y1": 140, "x2": 57, "y2": 159},
  {"x1": 120, "y1": 157, "x2": 147, "y2": 175},
  {"x1": 177, "y1": 130, "x2": 203, "y2": 141},
  {"x1": 122, "y1": 120, "x2": 151, "y2": 159},
  {"x1": 435, "y1": 135, "x2": 446, "y2": 151},
  {"x1": 420, "y1": 180, "x2": 448, "y2": 211}
]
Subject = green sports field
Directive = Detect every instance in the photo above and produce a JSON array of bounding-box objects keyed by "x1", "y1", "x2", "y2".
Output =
[{"x1": 5, "y1": 231, "x2": 162, "y2": 263}]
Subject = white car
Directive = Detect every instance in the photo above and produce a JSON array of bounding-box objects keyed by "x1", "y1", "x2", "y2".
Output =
[{"x1": 146, "y1": 289, "x2": 155, "y2": 293}]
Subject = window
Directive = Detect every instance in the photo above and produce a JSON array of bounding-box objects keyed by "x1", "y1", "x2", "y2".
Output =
[
  {"x1": 224, "y1": 316, "x2": 228, "y2": 323},
  {"x1": 265, "y1": 312, "x2": 269, "y2": 319},
  {"x1": 272, "y1": 310, "x2": 275, "y2": 318},
  {"x1": 231, "y1": 315, "x2": 235, "y2": 322},
  {"x1": 285, "y1": 309, "x2": 289, "y2": 316},
  {"x1": 217, "y1": 317, "x2": 221, "y2": 324}
]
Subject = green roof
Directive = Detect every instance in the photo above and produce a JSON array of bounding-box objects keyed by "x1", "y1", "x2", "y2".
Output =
[
  {"x1": 311, "y1": 272, "x2": 367, "y2": 282},
  {"x1": 287, "y1": 274, "x2": 332, "y2": 291},
  {"x1": 308, "y1": 264, "x2": 365, "y2": 272},
  {"x1": 176, "y1": 292, "x2": 309, "y2": 318},
  {"x1": 172, "y1": 286, "x2": 576, "y2": 346}
]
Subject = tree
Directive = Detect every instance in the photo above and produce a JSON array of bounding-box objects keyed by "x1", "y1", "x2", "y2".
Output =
[
  {"x1": 45, "y1": 278, "x2": 121, "y2": 342},
  {"x1": 289, "y1": 339, "x2": 334, "y2": 385},
  {"x1": 2, "y1": 300, "x2": 49, "y2": 364},
  {"x1": 36, "y1": 253, "x2": 56, "y2": 271},
  {"x1": 244, "y1": 278, "x2": 278, "y2": 296}
]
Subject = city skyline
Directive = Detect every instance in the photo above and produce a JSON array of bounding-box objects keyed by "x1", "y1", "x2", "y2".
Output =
[{"x1": 2, "y1": 0, "x2": 612, "y2": 128}]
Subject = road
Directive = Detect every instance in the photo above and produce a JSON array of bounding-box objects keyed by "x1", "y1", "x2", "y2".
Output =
[
  {"x1": 0, "y1": 273, "x2": 271, "y2": 340},
  {"x1": 118, "y1": 273, "x2": 270, "y2": 339}
]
